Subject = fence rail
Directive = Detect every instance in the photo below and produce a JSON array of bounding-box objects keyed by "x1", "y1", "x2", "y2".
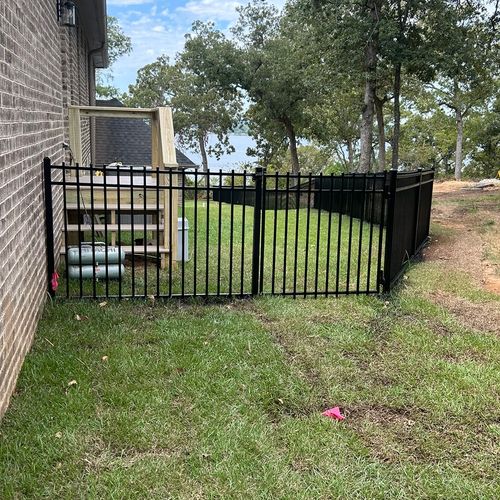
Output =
[{"x1": 43, "y1": 158, "x2": 434, "y2": 299}]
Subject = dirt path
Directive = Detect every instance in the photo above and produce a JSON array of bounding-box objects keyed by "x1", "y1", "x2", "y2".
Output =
[
  {"x1": 429, "y1": 181, "x2": 500, "y2": 294},
  {"x1": 422, "y1": 181, "x2": 500, "y2": 334}
]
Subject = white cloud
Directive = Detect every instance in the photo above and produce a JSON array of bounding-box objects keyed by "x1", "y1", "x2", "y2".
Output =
[
  {"x1": 107, "y1": 0, "x2": 153, "y2": 5},
  {"x1": 177, "y1": 0, "x2": 244, "y2": 21},
  {"x1": 109, "y1": 0, "x2": 287, "y2": 92},
  {"x1": 130, "y1": 15, "x2": 154, "y2": 25},
  {"x1": 110, "y1": 12, "x2": 186, "y2": 91}
]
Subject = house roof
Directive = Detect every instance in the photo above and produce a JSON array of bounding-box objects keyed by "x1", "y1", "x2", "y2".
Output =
[
  {"x1": 78, "y1": 0, "x2": 108, "y2": 68},
  {"x1": 94, "y1": 99, "x2": 198, "y2": 169}
]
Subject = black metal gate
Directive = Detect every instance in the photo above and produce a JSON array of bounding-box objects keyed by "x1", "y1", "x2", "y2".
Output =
[{"x1": 43, "y1": 158, "x2": 434, "y2": 299}]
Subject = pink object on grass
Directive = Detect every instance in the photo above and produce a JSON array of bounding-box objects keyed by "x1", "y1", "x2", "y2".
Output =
[{"x1": 322, "y1": 406, "x2": 345, "y2": 421}]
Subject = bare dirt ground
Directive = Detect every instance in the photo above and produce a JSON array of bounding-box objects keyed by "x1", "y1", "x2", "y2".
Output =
[{"x1": 423, "y1": 180, "x2": 500, "y2": 334}]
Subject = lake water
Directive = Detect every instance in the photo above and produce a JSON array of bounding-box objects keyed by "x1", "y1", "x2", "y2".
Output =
[{"x1": 182, "y1": 134, "x2": 257, "y2": 172}]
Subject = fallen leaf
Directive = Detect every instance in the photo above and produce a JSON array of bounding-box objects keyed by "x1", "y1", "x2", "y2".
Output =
[
  {"x1": 99, "y1": 301, "x2": 107, "y2": 308},
  {"x1": 67, "y1": 380, "x2": 77, "y2": 387},
  {"x1": 55, "y1": 432, "x2": 62, "y2": 439}
]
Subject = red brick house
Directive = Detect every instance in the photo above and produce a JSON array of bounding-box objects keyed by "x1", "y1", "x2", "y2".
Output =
[{"x1": 0, "y1": 0, "x2": 108, "y2": 416}]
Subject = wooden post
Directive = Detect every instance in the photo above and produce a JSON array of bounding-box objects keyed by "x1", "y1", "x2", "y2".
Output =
[
  {"x1": 157, "y1": 107, "x2": 179, "y2": 266},
  {"x1": 157, "y1": 107, "x2": 176, "y2": 165},
  {"x1": 151, "y1": 115, "x2": 164, "y2": 266},
  {"x1": 68, "y1": 107, "x2": 82, "y2": 174},
  {"x1": 151, "y1": 114, "x2": 161, "y2": 168}
]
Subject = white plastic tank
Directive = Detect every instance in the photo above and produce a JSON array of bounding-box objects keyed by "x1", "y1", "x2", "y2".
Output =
[{"x1": 177, "y1": 217, "x2": 189, "y2": 261}]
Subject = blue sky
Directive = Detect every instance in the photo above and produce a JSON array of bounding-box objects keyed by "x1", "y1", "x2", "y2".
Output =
[{"x1": 107, "y1": 0, "x2": 285, "y2": 92}]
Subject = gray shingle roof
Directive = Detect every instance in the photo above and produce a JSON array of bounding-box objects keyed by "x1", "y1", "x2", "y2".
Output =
[{"x1": 94, "y1": 98, "x2": 197, "y2": 169}]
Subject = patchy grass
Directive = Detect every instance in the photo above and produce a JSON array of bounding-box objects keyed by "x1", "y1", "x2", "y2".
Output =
[
  {"x1": 1, "y1": 189, "x2": 499, "y2": 498},
  {"x1": 1, "y1": 271, "x2": 499, "y2": 497}
]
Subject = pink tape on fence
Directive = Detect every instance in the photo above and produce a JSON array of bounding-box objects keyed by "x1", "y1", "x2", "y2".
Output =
[{"x1": 51, "y1": 272, "x2": 60, "y2": 292}]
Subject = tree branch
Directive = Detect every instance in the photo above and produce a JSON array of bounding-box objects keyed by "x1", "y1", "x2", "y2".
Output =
[{"x1": 437, "y1": 100, "x2": 456, "y2": 111}]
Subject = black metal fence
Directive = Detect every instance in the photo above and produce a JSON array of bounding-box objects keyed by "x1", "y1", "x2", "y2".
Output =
[
  {"x1": 43, "y1": 158, "x2": 434, "y2": 299},
  {"x1": 384, "y1": 169, "x2": 434, "y2": 285}
]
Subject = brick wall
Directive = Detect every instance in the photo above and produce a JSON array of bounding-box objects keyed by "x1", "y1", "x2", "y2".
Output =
[{"x1": 0, "y1": 0, "x2": 94, "y2": 417}]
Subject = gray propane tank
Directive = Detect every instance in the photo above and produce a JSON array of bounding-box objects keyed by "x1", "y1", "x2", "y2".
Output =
[
  {"x1": 67, "y1": 242, "x2": 125, "y2": 266},
  {"x1": 68, "y1": 264, "x2": 125, "y2": 280}
]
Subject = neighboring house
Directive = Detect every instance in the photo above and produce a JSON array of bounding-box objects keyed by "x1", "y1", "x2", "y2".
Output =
[
  {"x1": 94, "y1": 98, "x2": 197, "y2": 169},
  {"x1": 0, "y1": 1, "x2": 107, "y2": 417}
]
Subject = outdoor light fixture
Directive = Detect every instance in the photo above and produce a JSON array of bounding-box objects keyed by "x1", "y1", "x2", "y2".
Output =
[{"x1": 57, "y1": 0, "x2": 76, "y2": 27}]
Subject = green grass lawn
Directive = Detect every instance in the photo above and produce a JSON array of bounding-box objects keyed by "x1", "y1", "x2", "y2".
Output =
[
  {"x1": 60, "y1": 200, "x2": 383, "y2": 298},
  {"x1": 1, "y1": 240, "x2": 499, "y2": 497}
]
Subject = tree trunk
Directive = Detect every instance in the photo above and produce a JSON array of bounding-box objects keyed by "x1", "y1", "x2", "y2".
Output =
[
  {"x1": 347, "y1": 139, "x2": 354, "y2": 171},
  {"x1": 455, "y1": 108, "x2": 463, "y2": 181},
  {"x1": 359, "y1": 69, "x2": 376, "y2": 173},
  {"x1": 359, "y1": 0, "x2": 380, "y2": 173},
  {"x1": 284, "y1": 118, "x2": 300, "y2": 174},
  {"x1": 198, "y1": 134, "x2": 209, "y2": 173},
  {"x1": 391, "y1": 62, "x2": 401, "y2": 170},
  {"x1": 374, "y1": 96, "x2": 386, "y2": 171}
]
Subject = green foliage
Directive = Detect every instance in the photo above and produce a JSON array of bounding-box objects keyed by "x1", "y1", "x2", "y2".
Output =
[
  {"x1": 106, "y1": 16, "x2": 133, "y2": 66},
  {"x1": 293, "y1": 0, "x2": 499, "y2": 175},
  {"x1": 113, "y1": 1, "x2": 498, "y2": 177},
  {"x1": 182, "y1": 3, "x2": 320, "y2": 172},
  {"x1": 96, "y1": 16, "x2": 132, "y2": 98},
  {"x1": 304, "y1": 85, "x2": 362, "y2": 170},
  {"x1": 467, "y1": 96, "x2": 500, "y2": 178},
  {"x1": 268, "y1": 144, "x2": 334, "y2": 174},
  {"x1": 399, "y1": 92, "x2": 457, "y2": 172},
  {"x1": 398, "y1": 77, "x2": 500, "y2": 178},
  {"x1": 423, "y1": 1, "x2": 499, "y2": 178},
  {"x1": 125, "y1": 51, "x2": 242, "y2": 171}
]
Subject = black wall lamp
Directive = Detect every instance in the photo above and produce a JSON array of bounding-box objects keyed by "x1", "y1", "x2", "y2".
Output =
[{"x1": 57, "y1": 0, "x2": 76, "y2": 27}]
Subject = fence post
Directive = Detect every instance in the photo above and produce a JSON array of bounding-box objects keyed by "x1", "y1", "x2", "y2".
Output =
[
  {"x1": 252, "y1": 167, "x2": 264, "y2": 295},
  {"x1": 43, "y1": 157, "x2": 56, "y2": 297},
  {"x1": 427, "y1": 167, "x2": 436, "y2": 240},
  {"x1": 413, "y1": 167, "x2": 423, "y2": 253},
  {"x1": 259, "y1": 169, "x2": 267, "y2": 294},
  {"x1": 382, "y1": 168, "x2": 398, "y2": 293}
]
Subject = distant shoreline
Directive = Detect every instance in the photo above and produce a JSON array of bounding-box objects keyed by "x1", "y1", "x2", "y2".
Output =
[{"x1": 180, "y1": 134, "x2": 257, "y2": 172}]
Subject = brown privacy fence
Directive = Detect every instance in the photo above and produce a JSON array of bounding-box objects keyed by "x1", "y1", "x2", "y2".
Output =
[{"x1": 43, "y1": 159, "x2": 434, "y2": 299}]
